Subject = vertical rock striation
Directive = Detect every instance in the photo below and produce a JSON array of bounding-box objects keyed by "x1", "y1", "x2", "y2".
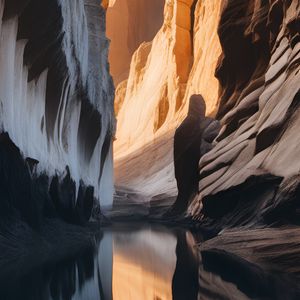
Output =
[
  {"x1": 106, "y1": 0, "x2": 165, "y2": 85},
  {"x1": 189, "y1": 0, "x2": 300, "y2": 228},
  {"x1": 0, "y1": 0, "x2": 114, "y2": 225}
]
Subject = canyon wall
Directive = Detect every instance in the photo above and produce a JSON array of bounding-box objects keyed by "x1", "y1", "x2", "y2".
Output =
[
  {"x1": 106, "y1": 0, "x2": 165, "y2": 85},
  {"x1": 114, "y1": 0, "x2": 222, "y2": 158},
  {"x1": 112, "y1": 0, "x2": 300, "y2": 228},
  {"x1": 0, "y1": 0, "x2": 114, "y2": 225},
  {"x1": 112, "y1": 0, "x2": 222, "y2": 200},
  {"x1": 189, "y1": 0, "x2": 300, "y2": 227}
]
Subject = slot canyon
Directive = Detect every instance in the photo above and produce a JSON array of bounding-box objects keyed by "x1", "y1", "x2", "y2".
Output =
[{"x1": 0, "y1": 0, "x2": 300, "y2": 299}]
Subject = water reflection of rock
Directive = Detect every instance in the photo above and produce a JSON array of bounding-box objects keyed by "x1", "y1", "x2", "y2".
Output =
[
  {"x1": 198, "y1": 228, "x2": 300, "y2": 299},
  {"x1": 0, "y1": 224, "x2": 109, "y2": 300},
  {"x1": 112, "y1": 225, "x2": 177, "y2": 300},
  {"x1": 171, "y1": 226, "x2": 300, "y2": 300},
  {"x1": 198, "y1": 250, "x2": 300, "y2": 300},
  {"x1": 4, "y1": 223, "x2": 299, "y2": 300},
  {"x1": 172, "y1": 230, "x2": 200, "y2": 300}
]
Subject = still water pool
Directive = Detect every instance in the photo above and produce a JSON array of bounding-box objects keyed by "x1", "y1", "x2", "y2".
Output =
[
  {"x1": 0, "y1": 223, "x2": 294, "y2": 300},
  {"x1": 0, "y1": 223, "x2": 200, "y2": 300}
]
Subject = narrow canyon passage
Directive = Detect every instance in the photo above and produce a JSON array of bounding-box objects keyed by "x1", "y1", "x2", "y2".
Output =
[
  {"x1": 105, "y1": 1, "x2": 300, "y2": 299},
  {"x1": 1, "y1": 1, "x2": 300, "y2": 300},
  {"x1": 107, "y1": 0, "x2": 222, "y2": 215}
]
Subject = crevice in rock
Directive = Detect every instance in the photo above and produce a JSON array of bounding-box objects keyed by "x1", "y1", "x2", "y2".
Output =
[
  {"x1": 78, "y1": 100, "x2": 102, "y2": 164},
  {"x1": 201, "y1": 174, "x2": 283, "y2": 226}
]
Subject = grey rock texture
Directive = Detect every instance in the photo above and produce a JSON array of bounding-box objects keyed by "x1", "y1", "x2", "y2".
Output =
[
  {"x1": 0, "y1": 0, "x2": 114, "y2": 225},
  {"x1": 189, "y1": 0, "x2": 300, "y2": 228}
]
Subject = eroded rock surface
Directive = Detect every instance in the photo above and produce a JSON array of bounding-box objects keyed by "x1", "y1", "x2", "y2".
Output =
[
  {"x1": 113, "y1": 0, "x2": 222, "y2": 203},
  {"x1": 106, "y1": 0, "x2": 164, "y2": 85},
  {"x1": 0, "y1": 0, "x2": 114, "y2": 225},
  {"x1": 112, "y1": 0, "x2": 300, "y2": 228},
  {"x1": 189, "y1": 0, "x2": 300, "y2": 228},
  {"x1": 113, "y1": 0, "x2": 222, "y2": 159}
]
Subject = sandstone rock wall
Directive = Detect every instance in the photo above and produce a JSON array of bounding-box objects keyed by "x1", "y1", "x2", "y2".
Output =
[
  {"x1": 106, "y1": 0, "x2": 165, "y2": 85},
  {"x1": 189, "y1": 0, "x2": 300, "y2": 227},
  {"x1": 113, "y1": 0, "x2": 222, "y2": 160},
  {"x1": 113, "y1": 0, "x2": 300, "y2": 227}
]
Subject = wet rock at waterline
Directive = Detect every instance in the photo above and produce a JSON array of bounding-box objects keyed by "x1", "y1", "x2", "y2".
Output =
[{"x1": 0, "y1": 0, "x2": 114, "y2": 225}]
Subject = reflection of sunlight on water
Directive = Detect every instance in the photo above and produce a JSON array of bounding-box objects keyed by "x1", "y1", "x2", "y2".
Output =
[{"x1": 112, "y1": 226, "x2": 177, "y2": 300}]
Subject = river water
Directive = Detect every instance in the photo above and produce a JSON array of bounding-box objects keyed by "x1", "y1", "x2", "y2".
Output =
[
  {"x1": 99, "y1": 224, "x2": 199, "y2": 300},
  {"x1": 1, "y1": 222, "x2": 297, "y2": 300},
  {"x1": 0, "y1": 223, "x2": 200, "y2": 300}
]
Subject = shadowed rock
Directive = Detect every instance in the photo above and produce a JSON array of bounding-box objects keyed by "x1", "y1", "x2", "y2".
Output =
[
  {"x1": 201, "y1": 249, "x2": 300, "y2": 300},
  {"x1": 168, "y1": 95, "x2": 220, "y2": 216},
  {"x1": 172, "y1": 230, "x2": 199, "y2": 300},
  {"x1": 189, "y1": 0, "x2": 300, "y2": 229}
]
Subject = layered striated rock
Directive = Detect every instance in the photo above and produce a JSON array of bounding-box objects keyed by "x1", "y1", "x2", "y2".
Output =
[
  {"x1": 189, "y1": 0, "x2": 300, "y2": 227},
  {"x1": 112, "y1": 0, "x2": 222, "y2": 201},
  {"x1": 113, "y1": 0, "x2": 222, "y2": 158},
  {"x1": 169, "y1": 95, "x2": 220, "y2": 216},
  {"x1": 0, "y1": 0, "x2": 114, "y2": 225},
  {"x1": 112, "y1": 0, "x2": 300, "y2": 229},
  {"x1": 106, "y1": 0, "x2": 164, "y2": 85}
]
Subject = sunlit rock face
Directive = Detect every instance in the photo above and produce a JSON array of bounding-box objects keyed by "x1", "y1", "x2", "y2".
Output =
[
  {"x1": 114, "y1": 0, "x2": 221, "y2": 159},
  {"x1": 111, "y1": 0, "x2": 222, "y2": 201},
  {"x1": 189, "y1": 0, "x2": 300, "y2": 227},
  {"x1": 106, "y1": 0, "x2": 165, "y2": 85},
  {"x1": 0, "y1": 0, "x2": 114, "y2": 225}
]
